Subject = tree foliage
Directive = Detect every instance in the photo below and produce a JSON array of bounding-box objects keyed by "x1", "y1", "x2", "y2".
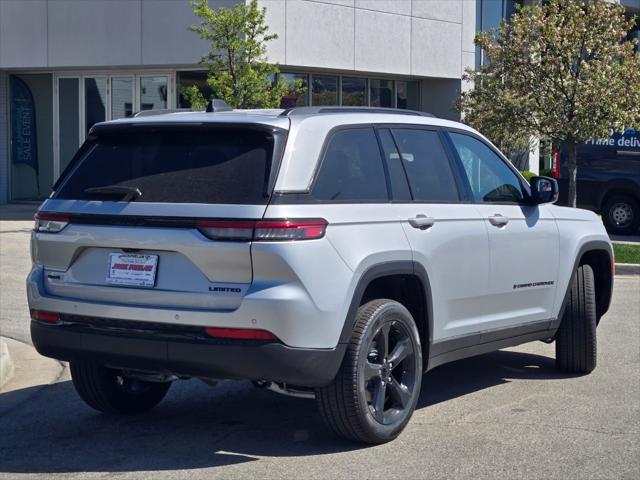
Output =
[
  {"x1": 458, "y1": 0, "x2": 640, "y2": 206},
  {"x1": 189, "y1": 0, "x2": 295, "y2": 109}
]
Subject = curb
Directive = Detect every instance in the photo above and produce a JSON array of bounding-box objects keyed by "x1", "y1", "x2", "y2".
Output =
[
  {"x1": 615, "y1": 263, "x2": 640, "y2": 276},
  {"x1": 0, "y1": 339, "x2": 15, "y2": 389}
]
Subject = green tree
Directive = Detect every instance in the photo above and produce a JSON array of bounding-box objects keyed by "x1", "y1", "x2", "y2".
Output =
[
  {"x1": 458, "y1": 0, "x2": 640, "y2": 207},
  {"x1": 189, "y1": 0, "x2": 296, "y2": 109}
]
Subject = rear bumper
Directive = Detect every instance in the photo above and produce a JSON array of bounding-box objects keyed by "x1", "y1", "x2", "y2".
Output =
[{"x1": 31, "y1": 319, "x2": 345, "y2": 387}]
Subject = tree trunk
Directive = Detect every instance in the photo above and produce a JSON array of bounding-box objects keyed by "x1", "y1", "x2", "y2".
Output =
[{"x1": 567, "y1": 141, "x2": 578, "y2": 208}]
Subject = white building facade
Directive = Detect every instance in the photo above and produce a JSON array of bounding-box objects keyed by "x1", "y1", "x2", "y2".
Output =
[{"x1": 1, "y1": 0, "x2": 637, "y2": 203}]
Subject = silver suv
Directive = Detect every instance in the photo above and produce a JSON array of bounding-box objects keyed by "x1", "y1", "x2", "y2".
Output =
[{"x1": 28, "y1": 106, "x2": 614, "y2": 444}]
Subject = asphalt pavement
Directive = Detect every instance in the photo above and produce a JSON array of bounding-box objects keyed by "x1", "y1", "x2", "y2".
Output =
[{"x1": 0, "y1": 205, "x2": 638, "y2": 479}]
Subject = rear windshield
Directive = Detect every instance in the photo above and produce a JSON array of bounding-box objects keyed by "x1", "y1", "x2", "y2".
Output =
[{"x1": 55, "y1": 127, "x2": 280, "y2": 204}]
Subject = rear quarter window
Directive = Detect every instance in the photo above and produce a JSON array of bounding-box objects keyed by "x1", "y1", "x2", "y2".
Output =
[
  {"x1": 54, "y1": 127, "x2": 279, "y2": 204},
  {"x1": 312, "y1": 128, "x2": 388, "y2": 202}
]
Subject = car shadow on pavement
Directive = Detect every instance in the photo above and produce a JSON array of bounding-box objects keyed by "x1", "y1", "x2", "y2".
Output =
[{"x1": 0, "y1": 349, "x2": 576, "y2": 474}]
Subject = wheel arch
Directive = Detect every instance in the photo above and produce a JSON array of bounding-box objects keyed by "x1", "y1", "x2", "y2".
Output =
[
  {"x1": 597, "y1": 182, "x2": 640, "y2": 212},
  {"x1": 338, "y1": 261, "x2": 433, "y2": 371},
  {"x1": 556, "y1": 241, "x2": 614, "y2": 327}
]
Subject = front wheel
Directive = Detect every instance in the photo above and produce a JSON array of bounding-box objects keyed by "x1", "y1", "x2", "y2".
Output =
[
  {"x1": 317, "y1": 299, "x2": 422, "y2": 444},
  {"x1": 70, "y1": 361, "x2": 171, "y2": 414},
  {"x1": 555, "y1": 264, "x2": 597, "y2": 373}
]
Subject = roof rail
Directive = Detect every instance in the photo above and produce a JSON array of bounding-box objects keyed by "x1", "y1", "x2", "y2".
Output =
[
  {"x1": 279, "y1": 106, "x2": 435, "y2": 118},
  {"x1": 132, "y1": 108, "x2": 203, "y2": 117}
]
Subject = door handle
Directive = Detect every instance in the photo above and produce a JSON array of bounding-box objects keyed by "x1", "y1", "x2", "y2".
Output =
[
  {"x1": 408, "y1": 214, "x2": 435, "y2": 230},
  {"x1": 488, "y1": 213, "x2": 509, "y2": 227}
]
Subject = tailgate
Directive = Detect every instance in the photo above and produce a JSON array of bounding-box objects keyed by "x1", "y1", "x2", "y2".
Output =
[{"x1": 33, "y1": 204, "x2": 266, "y2": 311}]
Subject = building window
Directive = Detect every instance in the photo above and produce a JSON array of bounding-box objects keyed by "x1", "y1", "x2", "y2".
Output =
[
  {"x1": 370, "y1": 79, "x2": 394, "y2": 108},
  {"x1": 476, "y1": 0, "x2": 521, "y2": 68},
  {"x1": 397, "y1": 81, "x2": 420, "y2": 110},
  {"x1": 279, "y1": 72, "x2": 308, "y2": 108},
  {"x1": 177, "y1": 70, "x2": 213, "y2": 108},
  {"x1": 341, "y1": 77, "x2": 367, "y2": 106},
  {"x1": 84, "y1": 77, "x2": 107, "y2": 135},
  {"x1": 312, "y1": 74, "x2": 338, "y2": 106},
  {"x1": 140, "y1": 76, "x2": 168, "y2": 111}
]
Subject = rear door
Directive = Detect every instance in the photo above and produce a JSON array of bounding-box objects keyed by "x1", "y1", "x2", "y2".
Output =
[
  {"x1": 35, "y1": 124, "x2": 286, "y2": 310},
  {"x1": 376, "y1": 127, "x2": 492, "y2": 345},
  {"x1": 446, "y1": 130, "x2": 560, "y2": 331}
]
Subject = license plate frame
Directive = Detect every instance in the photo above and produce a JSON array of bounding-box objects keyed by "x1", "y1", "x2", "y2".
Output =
[{"x1": 106, "y1": 253, "x2": 158, "y2": 288}]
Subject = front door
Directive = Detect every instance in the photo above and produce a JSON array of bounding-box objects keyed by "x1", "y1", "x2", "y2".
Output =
[
  {"x1": 447, "y1": 131, "x2": 560, "y2": 332},
  {"x1": 376, "y1": 127, "x2": 491, "y2": 345}
]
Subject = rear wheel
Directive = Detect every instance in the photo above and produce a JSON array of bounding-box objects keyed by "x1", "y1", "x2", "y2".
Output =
[
  {"x1": 317, "y1": 299, "x2": 422, "y2": 444},
  {"x1": 602, "y1": 194, "x2": 639, "y2": 235},
  {"x1": 70, "y1": 361, "x2": 171, "y2": 414},
  {"x1": 555, "y1": 264, "x2": 597, "y2": 373}
]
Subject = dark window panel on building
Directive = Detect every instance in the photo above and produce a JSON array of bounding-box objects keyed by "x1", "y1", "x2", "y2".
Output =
[
  {"x1": 84, "y1": 77, "x2": 107, "y2": 134},
  {"x1": 312, "y1": 75, "x2": 338, "y2": 106},
  {"x1": 177, "y1": 71, "x2": 213, "y2": 108},
  {"x1": 58, "y1": 78, "x2": 80, "y2": 173},
  {"x1": 280, "y1": 72, "x2": 309, "y2": 108},
  {"x1": 397, "y1": 80, "x2": 420, "y2": 110},
  {"x1": 341, "y1": 77, "x2": 367, "y2": 106},
  {"x1": 370, "y1": 79, "x2": 394, "y2": 108}
]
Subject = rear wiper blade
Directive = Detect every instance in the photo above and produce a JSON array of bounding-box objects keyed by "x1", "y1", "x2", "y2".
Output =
[{"x1": 84, "y1": 185, "x2": 142, "y2": 202}]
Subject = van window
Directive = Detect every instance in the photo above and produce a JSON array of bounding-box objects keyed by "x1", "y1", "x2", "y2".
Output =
[
  {"x1": 312, "y1": 128, "x2": 388, "y2": 201},
  {"x1": 391, "y1": 129, "x2": 459, "y2": 202},
  {"x1": 55, "y1": 128, "x2": 278, "y2": 204}
]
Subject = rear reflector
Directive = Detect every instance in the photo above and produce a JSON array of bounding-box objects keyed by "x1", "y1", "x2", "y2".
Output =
[
  {"x1": 205, "y1": 327, "x2": 278, "y2": 341},
  {"x1": 34, "y1": 212, "x2": 70, "y2": 233},
  {"x1": 31, "y1": 310, "x2": 60, "y2": 323},
  {"x1": 197, "y1": 218, "x2": 327, "y2": 242}
]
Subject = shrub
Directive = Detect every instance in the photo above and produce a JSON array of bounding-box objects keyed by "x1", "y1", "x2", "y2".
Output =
[{"x1": 520, "y1": 171, "x2": 537, "y2": 183}]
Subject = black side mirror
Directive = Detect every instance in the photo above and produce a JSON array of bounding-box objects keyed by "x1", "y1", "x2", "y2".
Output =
[{"x1": 530, "y1": 176, "x2": 559, "y2": 205}]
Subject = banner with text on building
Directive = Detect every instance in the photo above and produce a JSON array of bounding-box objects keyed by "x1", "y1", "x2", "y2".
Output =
[{"x1": 10, "y1": 75, "x2": 39, "y2": 174}]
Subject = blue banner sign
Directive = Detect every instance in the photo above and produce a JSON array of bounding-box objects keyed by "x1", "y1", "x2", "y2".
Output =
[
  {"x1": 10, "y1": 75, "x2": 39, "y2": 173},
  {"x1": 584, "y1": 129, "x2": 640, "y2": 148}
]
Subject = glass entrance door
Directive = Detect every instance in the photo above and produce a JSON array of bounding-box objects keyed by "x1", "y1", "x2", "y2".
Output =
[
  {"x1": 139, "y1": 75, "x2": 168, "y2": 111},
  {"x1": 111, "y1": 76, "x2": 134, "y2": 120}
]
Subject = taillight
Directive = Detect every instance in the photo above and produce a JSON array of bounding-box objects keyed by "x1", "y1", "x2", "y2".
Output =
[
  {"x1": 196, "y1": 220, "x2": 255, "y2": 241},
  {"x1": 31, "y1": 309, "x2": 60, "y2": 323},
  {"x1": 254, "y1": 219, "x2": 327, "y2": 241},
  {"x1": 196, "y1": 219, "x2": 327, "y2": 242},
  {"x1": 205, "y1": 327, "x2": 278, "y2": 341},
  {"x1": 34, "y1": 212, "x2": 69, "y2": 233}
]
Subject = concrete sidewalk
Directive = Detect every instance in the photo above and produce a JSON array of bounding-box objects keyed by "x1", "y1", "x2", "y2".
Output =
[{"x1": 0, "y1": 336, "x2": 64, "y2": 417}]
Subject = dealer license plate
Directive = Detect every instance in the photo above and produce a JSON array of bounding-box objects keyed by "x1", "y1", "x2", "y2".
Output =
[{"x1": 106, "y1": 253, "x2": 158, "y2": 287}]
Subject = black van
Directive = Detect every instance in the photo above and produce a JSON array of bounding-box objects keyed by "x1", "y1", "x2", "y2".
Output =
[{"x1": 557, "y1": 129, "x2": 640, "y2": 235}]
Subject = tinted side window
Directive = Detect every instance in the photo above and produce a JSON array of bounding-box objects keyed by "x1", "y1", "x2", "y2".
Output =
[
  {"x1": 377, "y1": 129, "x2": 411, "y2": 201},
  {"x1": 391, "y1": 129, "x2": 459, "y2": 202},
  {"x1": 449, "y1": 132, "x2": 525, "y2": 203},
  {"x1": 312, "y1": 128, "x2": 388, "y2": 201}
]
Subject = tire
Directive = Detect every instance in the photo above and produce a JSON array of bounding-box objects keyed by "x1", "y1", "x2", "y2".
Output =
[
  {"x1": 602, "y1": 194, "x2": 640, "y2": 235},
  {"x1": 70, "y1": 361, "x2": 171, "y2": 414},
  {"x1": 316, "y1": 299, "x2": 422, "y2": 444},
  {"x1": 555, "y1": 264, "x2": 597, "y2": 373}
]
